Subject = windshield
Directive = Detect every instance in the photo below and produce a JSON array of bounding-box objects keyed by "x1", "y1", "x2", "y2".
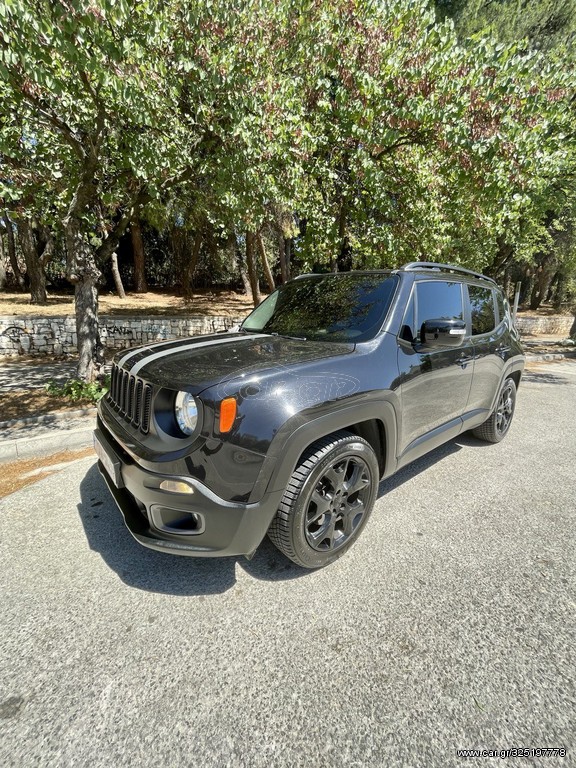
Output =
[{"x1": 241, "y1": 273, "x2": 398, "y2": 342}]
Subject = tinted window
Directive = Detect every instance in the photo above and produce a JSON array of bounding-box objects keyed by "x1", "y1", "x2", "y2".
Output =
[
  {"x1": 412, "y1": 281, "x2": 463, "y2": 343},
  {"x1": 469, "y1": 285, "x2": 496, "y2": 335},
  {"x1": 241, "y1": 273, "x2": 398, "y2": 342},
  {"x1": 496, "y1": 290, "x2": 507, "y2": 326}
]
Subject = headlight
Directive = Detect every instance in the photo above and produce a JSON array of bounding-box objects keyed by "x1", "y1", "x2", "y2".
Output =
[{"x1": 174, "y1": 392, "x2": 198, "y2": 435}]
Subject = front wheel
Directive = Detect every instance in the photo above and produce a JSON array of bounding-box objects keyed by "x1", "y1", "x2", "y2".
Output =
[
  {"x1": 267, "y1": 431, "x2": 379, "y2": 569},
  {"x1": 473, "y1": 377, "x2": 517, "y2": 443}
]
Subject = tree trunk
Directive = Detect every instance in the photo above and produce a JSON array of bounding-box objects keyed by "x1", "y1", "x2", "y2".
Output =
[
  {"x1": 65, "y1": 212, "x2": 102, "y2": 382},
  {"x1": 0, "y1": 231, "x2": 7, "y2": 289},
  {"x1": 75, "y1": 276, "x2": 101, "y2": 381},
  {"x1": 256, "y1": 232, "x2": 275, "y2": 292},
  {"x1": 278, "y1": 237, "x2": 289, "y2": 283},
  {"x1": 111, "y1": 252, "x2": 126, "y2": 299},
  {"x1": 246, "y1": 231, "x2": 261, "y2": 306},
  {"x1": 63, "y1": 153, "x2": 144, "y2": 381},
  {"x1": 279, "y1": 237, "x2": 292, "y2": 282},
  {"x1": 551, "y1": 272, "x2": 567, "y2": 312},
  {"x1": 237, "y1": 245, "x2": 251, "y2": 297},
  {"x1": 131, "y1": 219, "x2": 148, "y2": 293},
  {"x1": 183, "y1": 230, "x2": 202, "y2": 301},
  {"x1": 489, "y1": 235, "x2": 514, "y2": 278},
  {"x1": 521, "y1": 268, "x2": 533, "y2": 307},
  {"x1": 19, "y1": 218, "x2": 48, "y2": 305},
  {"x1": 530, "y1": 263, "x2": 556, "y2": 310},
  {"x1": 2, "y1": 210, "x2": 25, "y2": 290},
  {"x1": 502, "y1": 268, "x2": 512, "y2": 298}
]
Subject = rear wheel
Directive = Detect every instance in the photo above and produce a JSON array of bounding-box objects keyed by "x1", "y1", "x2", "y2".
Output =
[
  {"x1": 473, "y1": 377, "x2": 517, "y2": 443},
  {"x1": 267, "y1": 431, "x2": 379, "y2": 569}
]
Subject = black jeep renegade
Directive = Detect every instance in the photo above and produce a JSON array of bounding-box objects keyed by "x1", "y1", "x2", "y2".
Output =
[{"x1": 95, "y1": 262, "x2": 525, "y2": 569}]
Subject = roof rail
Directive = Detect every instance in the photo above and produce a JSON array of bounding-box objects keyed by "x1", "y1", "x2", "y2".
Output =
[{"x1": 399, "y1": 262, "x2": 496, "y2": 285}]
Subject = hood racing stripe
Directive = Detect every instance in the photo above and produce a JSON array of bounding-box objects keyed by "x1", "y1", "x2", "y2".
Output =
[
  {"x1": 117, "y1": 332, "x2": 246, "y2": 372},
  {"x1": 116, "y1": 336, "x2": 186, "y2": 369},
  {"x1": 128, "y1": 334, "x2": 265, "y2": 377}
]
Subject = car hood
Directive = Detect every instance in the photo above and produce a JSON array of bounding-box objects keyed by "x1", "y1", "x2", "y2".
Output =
[{"x1": 115, "y1": 332, "x2": 354, "y2": 393}]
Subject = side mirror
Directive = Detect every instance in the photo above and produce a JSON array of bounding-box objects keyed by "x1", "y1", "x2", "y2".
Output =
[{"x1": 420, "y1": 318, "x2": 466, "y2": 348}]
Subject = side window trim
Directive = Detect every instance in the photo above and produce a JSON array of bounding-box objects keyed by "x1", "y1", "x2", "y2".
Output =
[
  {"x1": 398, "y1": 284, "x2": 416, "y2": 345},
  {"x1": 495, "y1": 288, "x2": 508, "y2": 328}
]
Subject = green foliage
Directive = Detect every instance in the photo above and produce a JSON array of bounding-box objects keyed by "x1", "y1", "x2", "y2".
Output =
[
  {"x1": 436, "y1": 0, "x2": 576, "y2": 52},
  {"x1": 288, "y1": 1, "x2": 575, "y2": 272},
  {"x1": 0, "y1": 0, "x2": 574, "y2": 298},
  {"x1": 434, "y1": 0, "x2": 576, "y2": 299},
  {"x1": 45, "y1": 376, "x2": 110, "y2": 404},
  {"x1": 0, "y1": 0, "x2": 303, "y2": 250}
]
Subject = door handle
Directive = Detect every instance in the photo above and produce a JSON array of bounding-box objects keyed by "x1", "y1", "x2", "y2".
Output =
[{"x1": 456, "y1": 355, "x2": 474, "y2": 367}]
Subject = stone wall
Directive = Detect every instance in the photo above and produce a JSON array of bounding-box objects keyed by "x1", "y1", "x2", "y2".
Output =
[
  {"x1": 0, "y1": 315, "x2": 243, "y2": 358},
  {"x1": 516, "y1": 315, "x2": 574, "y2": 337},
  {"x1": 1, "y1": 312, "x2": 574, "y2": 358}
]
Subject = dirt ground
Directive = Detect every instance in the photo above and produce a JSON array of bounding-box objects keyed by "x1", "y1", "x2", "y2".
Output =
[
  {"x1": 0, "y1": 447, "x2": 95, "y2": 498},
  {"x1": 0, "y1": 288, "x2": 258, "y2": 317},
  {"x1": 0, "y1": 389, "x2": 95, "y2": 422}
]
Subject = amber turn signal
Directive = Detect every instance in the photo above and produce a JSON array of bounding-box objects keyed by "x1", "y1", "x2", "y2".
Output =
[{"x1": 219, "y1": 397, "x2": 237, "y2": 433}]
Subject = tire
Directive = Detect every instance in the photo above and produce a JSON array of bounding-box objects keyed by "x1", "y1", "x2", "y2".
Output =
[
  {"x1": 472, "y1": 377, "x2": 517, "y2": 444},
  {"x1": 267, "y1": 430, "x2": 379, "y2": 569}
]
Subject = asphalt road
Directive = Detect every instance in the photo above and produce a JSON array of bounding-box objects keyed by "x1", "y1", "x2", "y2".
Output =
[{"x1": 1, "y1": 361, "x2": 575, "y2": 768}]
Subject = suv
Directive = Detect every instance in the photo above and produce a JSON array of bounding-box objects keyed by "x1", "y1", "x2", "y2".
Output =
[{"x1": 94, "y1": 263, "x2": 524, "y2": 569}]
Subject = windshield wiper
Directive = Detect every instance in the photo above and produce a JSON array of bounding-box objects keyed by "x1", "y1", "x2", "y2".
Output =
[
  {"x1": 269, "y1": 332, "x2": 307, "y2": 341},
  {"x1": 240, "y1": 327, "x2": 307, "y2": 341}
]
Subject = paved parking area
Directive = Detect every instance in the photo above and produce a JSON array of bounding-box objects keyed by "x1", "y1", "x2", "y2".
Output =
[{"x1": 1, "y1": 361, "x2": 575, "y2": 767}]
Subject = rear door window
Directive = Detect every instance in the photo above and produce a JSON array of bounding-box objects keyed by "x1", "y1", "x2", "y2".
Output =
[{"x1": 468, "y1": 285, "x2": 496, "y2": 336}]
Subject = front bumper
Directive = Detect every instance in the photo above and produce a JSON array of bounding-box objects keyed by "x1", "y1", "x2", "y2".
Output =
[{"x1": 94, "y1": 428, "x2": 283, "y2": 558}]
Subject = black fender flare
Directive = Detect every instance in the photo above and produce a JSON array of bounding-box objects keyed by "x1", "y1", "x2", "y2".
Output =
[
  {"x1": 248, "y1": 394, "x2": 399, "y2": 502},
  {"x1": 487, "y1": 357, "x2": 524, "y2": 414}
]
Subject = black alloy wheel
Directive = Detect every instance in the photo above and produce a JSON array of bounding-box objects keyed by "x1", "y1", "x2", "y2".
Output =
[
  {"x1": 473, "y1": 377, "x2": 517, "y2": 443},
  {"x1": 268, "y1": 431, "x2": 379, "y2": 569}
]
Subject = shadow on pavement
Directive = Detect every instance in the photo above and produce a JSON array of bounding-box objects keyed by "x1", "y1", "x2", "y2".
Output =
[
  {"x1": 79, "y1": 425, "x2": 507, "y2": 594},
  {"x1": 377, "y1": 438, "x2": 462, "y2": 497},
  {"x1": 0, "y1": 359, "x2": 78, "y2": 390},
  {"x1": 78, "y1": 462, "x2": 308, "y2": 596},
  {"x1": 521, "y1": 369, "x2": 571, "y2": 385}
]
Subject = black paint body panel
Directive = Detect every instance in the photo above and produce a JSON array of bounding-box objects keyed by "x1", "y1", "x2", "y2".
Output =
[{"x1": 96, "y1": 269, "x2": 525, "y2": 557}]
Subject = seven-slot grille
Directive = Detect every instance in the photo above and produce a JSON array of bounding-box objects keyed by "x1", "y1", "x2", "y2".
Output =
[{"x1": 108, "y1": 363, "x2": 153, "y2": 433}]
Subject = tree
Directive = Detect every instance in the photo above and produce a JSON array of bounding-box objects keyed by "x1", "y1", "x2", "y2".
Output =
[
  {"x1": 130, "y1": 219, "x2": 147, "y2": 294},
  {"x1": 1, "y1": 211, "x2": 25, "y2": 289},
  {"x1": 287, "y1": 1, "x2": 575, "y2": 274},
  {"x1": 435, "y1": 0, "x2": 576, "y2": 52},
  {"x1": 435, "y1": 0, "x2": 576, "y2": 299},
  {"x1": 1, "y1": 1, "x2": 173, "y2": 376},
  {"x1": 1, "y1": 0, "x2": 573, "y2": 354},
  {"x1": 0, "y1": 0, "x2": 298, "y2": 378}
]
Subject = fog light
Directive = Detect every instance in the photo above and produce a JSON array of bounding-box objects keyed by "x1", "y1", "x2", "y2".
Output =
[
  {"x1": 159, "y1": 479, "x2": 194, "y2": 494},
  {"x1": 150, "y1": 505, "x2": 205, "y2": 535}
]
